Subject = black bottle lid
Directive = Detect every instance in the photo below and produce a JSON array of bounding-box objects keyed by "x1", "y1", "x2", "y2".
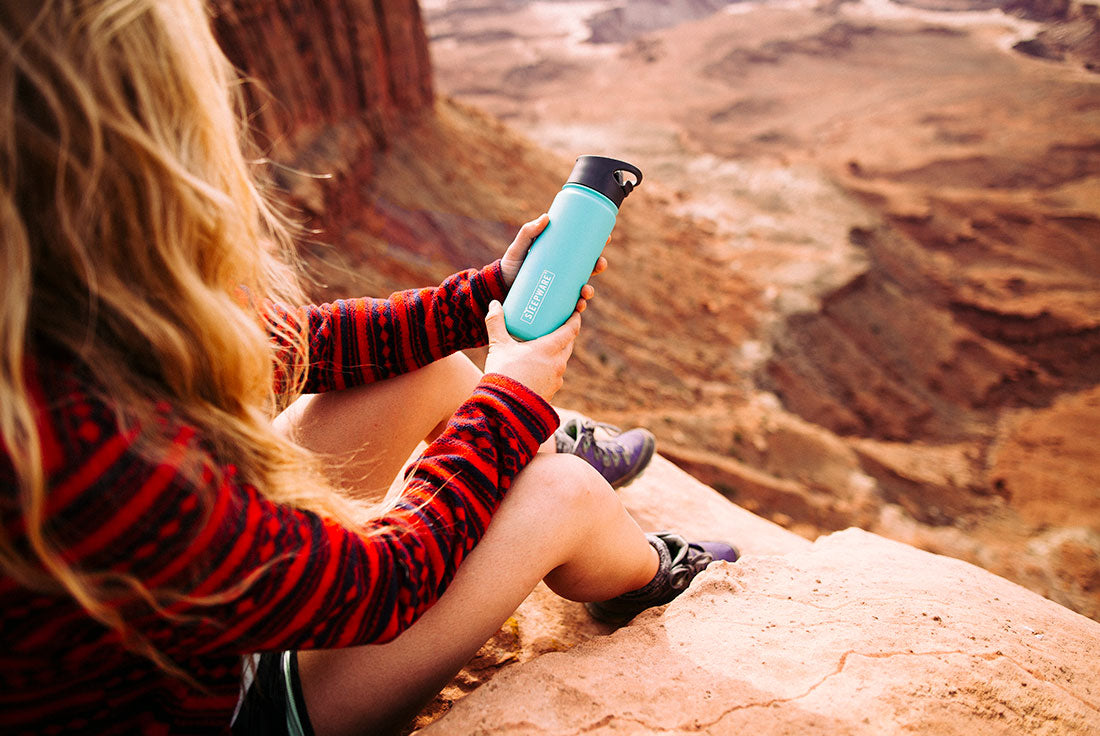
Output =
[{"x1": 566, "y1": 155, "x2": 643, "y2": 208}]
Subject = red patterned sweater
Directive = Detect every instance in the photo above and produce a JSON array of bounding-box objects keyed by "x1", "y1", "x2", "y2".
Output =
[{"x1": 0, "y1": 261, "x2": 558, "y2": 734}]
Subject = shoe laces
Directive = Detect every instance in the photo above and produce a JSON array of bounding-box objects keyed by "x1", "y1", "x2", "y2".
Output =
[
  {"x1": 660, "y1": 533, "x2": 715, "y2": 591},
  {"x1": 557, "y1": 420, "x2": 628, "y2": 466},
  {"x1": 577, "y1": 421, "x2": 627, "y2": 468}
]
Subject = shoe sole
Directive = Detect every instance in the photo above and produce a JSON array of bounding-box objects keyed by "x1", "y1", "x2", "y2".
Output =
[{"x1": 584, "y1": 600, "x2": 642, "y2": 626}]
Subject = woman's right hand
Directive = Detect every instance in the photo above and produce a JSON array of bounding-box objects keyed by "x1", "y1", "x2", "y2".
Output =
[{"x1": 483, "y1": 300, "x2": 580, "y2": 403}]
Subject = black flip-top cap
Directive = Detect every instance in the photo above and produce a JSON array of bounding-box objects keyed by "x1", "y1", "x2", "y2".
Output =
[{"x1": 566, "y1": 155, "x2": 643, "y2": 208}]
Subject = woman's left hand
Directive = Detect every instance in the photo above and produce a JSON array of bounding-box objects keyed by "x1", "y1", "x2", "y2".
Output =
[{"x1": 500, "y1": 214, "x2": 609, "y2": 313}]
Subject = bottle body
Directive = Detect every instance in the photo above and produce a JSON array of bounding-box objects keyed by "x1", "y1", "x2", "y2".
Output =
[{"x1": 503, "y1": 183, "x2": 618, "y2": 340}]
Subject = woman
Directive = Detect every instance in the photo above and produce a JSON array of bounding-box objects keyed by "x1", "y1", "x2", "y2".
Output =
[{"x1": 0, "y1": 1, "x2": 737, "y2": 734}]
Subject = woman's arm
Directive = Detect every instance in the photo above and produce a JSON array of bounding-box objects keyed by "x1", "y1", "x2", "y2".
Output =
[{"x1": 273, "y1": 262, "x2": 508, "y2": 394}]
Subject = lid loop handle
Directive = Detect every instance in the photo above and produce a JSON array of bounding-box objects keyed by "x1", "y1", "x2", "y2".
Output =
[{"x1": 613, "y1": 164, "x2": 643, "y2": 197}]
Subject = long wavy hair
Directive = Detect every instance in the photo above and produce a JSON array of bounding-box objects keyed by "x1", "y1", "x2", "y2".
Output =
[{"x1": 1, "y1": 0, "x2": 372, "y2": 674}]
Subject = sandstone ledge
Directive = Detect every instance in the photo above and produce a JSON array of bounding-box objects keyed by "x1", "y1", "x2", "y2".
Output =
[{"x1": 418, "y1": 458, "x2": 1100, "y2": 734}]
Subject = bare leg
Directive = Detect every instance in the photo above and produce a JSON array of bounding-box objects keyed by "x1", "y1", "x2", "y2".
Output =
[
  {"x1": 298, "y1": 454, "x2": 658, "y2": 736},
  {"x1": 275, "y1": 352, "x2": 484, "y2": 502},
  {"x1": 278, "y1": 353, "x2": 659, "y2": 736}
]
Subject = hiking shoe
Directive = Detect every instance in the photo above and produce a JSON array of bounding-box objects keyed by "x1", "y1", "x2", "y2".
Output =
[
  {"x1": 585, "y1": 532, "x2": 740, "y2": 625},
  {"x1": 554, "y1": 418, "x2": 656, "y2": 489}
]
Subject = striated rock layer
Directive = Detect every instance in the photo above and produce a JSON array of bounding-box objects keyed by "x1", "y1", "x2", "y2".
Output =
[
  {"x1": 211, "y1": 0, "x2": 433, "y2": 208},
  {"x1": 212, "y1": 0, "x2": 431, "y2": 139}
]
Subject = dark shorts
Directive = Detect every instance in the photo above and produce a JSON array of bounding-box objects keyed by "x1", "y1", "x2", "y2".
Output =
[{"x1": 232, "y1": 651, "x2": 315, "y2": 736}]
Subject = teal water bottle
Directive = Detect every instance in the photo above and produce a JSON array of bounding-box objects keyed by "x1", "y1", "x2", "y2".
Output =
[{"x1": 503, "y1": 155, "x2": 643, "y2": 340}]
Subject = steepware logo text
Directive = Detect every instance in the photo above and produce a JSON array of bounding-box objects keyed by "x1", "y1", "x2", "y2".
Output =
[{"x1": 521, "y1": 269, "x2": 555, "y2": 324}]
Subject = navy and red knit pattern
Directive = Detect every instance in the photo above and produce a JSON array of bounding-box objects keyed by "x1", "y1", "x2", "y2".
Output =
[
  {"x1": 273, "y1": 263, "x2": 508, "y2": 393},
  {"x1": 0, "y1": 261, "x2": 559, "y2": 734}
]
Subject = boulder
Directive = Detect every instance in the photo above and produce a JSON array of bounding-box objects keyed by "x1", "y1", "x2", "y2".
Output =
[
  {"x1": 408, "y1": 453, "x2": 810, "y2": 729},
  {"x1": 416, "y1": 459, "x2": 1100, "y2": 734}
]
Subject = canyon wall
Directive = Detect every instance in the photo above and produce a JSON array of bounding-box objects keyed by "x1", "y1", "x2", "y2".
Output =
[
  {"x1": 425, "y1": 0, "x2": 1100, "y2": 621},
  {"x1": 213, "y1": 0, "x2": 432, "y2": 143},
  {"x1": 210, "y1": 0, "x2": 1100, "y2": 623},
  {"x1": 205, "y1": 0, "x2": 1100, "y2": 730},
  {"x1": 211, "y1": 0, "x2": 433, "y2": 214}
]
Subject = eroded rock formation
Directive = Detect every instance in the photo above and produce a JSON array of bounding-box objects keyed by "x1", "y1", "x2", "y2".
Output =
[
  {"x1": 211, "y1": 0, "x2": 433, "y2": 216},
  {"x1": 426, "y1": 0, "x2": 1100, "y2": 621},
  {"x1": 212, "y1": 0, "x2": 431, "y2": 144},
  {"x1": 206, "y1": 0, "x2": 1100, "y2": 730}
]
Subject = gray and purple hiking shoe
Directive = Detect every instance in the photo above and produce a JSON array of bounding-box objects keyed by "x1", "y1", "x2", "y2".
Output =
[
  {"x1": 585, "y1": 531, "x2": 741, "y2": 625},
  {"x1": 554, "y1": 418, "x2": 656, "y2": 489}
]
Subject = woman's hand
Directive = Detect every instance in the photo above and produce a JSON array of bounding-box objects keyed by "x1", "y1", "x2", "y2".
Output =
[
  {"x1": 499, "y1": 214, "x2": 549, "y2": 288},
  {"x1": 483, "y1": 300, "x2": 580, "y2": 402},
  {"x1": 500, "y1": 214, "x2": 609, "y2": 314}
]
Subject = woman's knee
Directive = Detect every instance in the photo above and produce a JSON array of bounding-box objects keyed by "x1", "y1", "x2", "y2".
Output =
[{"x1": 508, "y1": 453, "x2": 618, "y2": 522}]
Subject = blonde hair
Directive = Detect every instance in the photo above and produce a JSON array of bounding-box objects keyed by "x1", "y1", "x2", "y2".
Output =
[{"x1": 1, "y1": 0, "x2": 371, "y2": 674}]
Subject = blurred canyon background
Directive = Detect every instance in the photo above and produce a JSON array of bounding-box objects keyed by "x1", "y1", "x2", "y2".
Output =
[{"x1": 213, "y1": 0, "x2": 1100, "y2": 625}]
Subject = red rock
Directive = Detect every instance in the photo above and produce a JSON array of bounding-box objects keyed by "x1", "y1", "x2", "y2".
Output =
[
  {"x1": 418, "y1": 520, "x2": 1100, "y2": 734},
  {"x1": 211, "y1": 0, "x2": 432, "y2": 153},
  {"x1": 425, "y1": 0, "x2": 1100, "y2": 623},
  {"x1": 211, "y1": 0, "x2": 1100, "y2": 630}
]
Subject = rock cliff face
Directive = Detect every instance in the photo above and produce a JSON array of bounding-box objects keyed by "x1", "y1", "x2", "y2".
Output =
[
  {"x1": 213, "y1": 0, "x2": 431, "y2": 142},
  {"x1": 211, "y1": 0, "x2": 433, "y2": 213}
]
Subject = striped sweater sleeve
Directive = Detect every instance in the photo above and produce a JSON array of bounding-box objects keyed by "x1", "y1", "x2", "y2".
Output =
[
  {"x1": 17, "y1": 368, "x2": 557, "y2": 658},
  {"x1": 274, "y1": 261, "x2": 508, "y2": 394}
]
